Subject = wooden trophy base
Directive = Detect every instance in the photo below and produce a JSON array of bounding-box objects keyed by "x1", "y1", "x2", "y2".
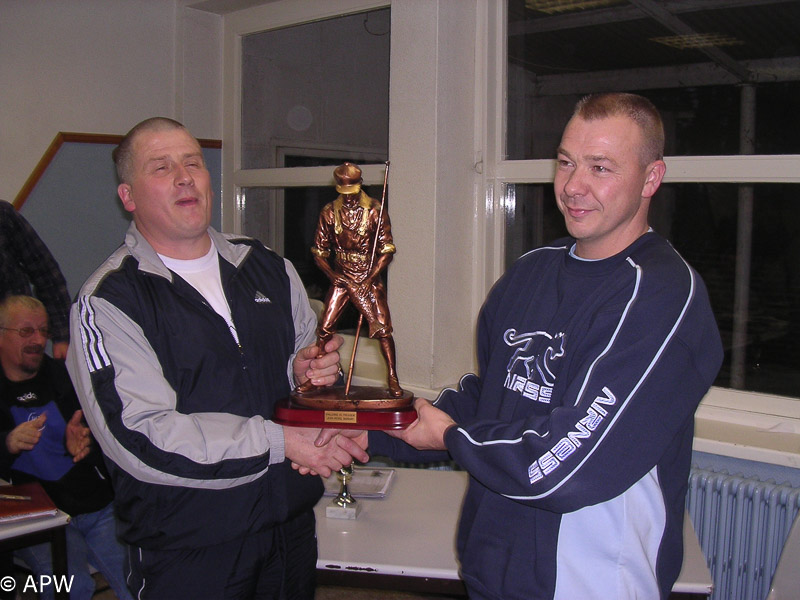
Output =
[{"x1": 273, "y1": 386, "x2": 415, "y2": 430}]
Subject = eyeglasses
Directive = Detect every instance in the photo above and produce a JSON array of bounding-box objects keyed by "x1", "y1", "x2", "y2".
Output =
[{"x1": 1, "y1": 327, "x2": 50, "y2": 339}]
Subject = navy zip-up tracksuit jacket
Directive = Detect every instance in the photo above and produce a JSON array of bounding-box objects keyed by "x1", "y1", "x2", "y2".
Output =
[{"x1": 67, "y1": 223, "x2": 321, "y2": 550}]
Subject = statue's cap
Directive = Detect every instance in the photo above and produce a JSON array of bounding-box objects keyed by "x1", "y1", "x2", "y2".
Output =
[{"x1": 334, "y1": 162, "x2": 362, "y2": 195}]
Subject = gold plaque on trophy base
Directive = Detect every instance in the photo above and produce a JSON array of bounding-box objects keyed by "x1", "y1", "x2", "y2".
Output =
[{"x1": 273, "y1": 386, "x2": 415, "y2": 430}]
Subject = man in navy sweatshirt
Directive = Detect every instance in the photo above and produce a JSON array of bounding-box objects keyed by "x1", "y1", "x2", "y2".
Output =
[{"x1": 365, "y1": 93, "x2": 723, "y2": 599}]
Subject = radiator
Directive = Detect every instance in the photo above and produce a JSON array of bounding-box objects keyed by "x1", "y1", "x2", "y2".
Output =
[{"x1": 687, "y1": 467, "x2": 800, "y2": 600}]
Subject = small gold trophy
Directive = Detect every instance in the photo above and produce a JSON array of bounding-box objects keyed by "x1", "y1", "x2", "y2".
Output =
[
  {"x1": 325, "y1": 463, "x2": 361, "y2": 520},
  {"x1": 274, "y1": 161, "x2": 415, "y2": 430}
]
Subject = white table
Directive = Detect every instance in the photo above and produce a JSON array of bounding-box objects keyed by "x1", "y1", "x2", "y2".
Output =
[{"x1": 315, "y1": 468, "x2": 713, "y2": 598}]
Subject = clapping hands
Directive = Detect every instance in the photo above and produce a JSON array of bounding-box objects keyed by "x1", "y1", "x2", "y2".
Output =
[
  {"x1": 5, "y1": 413, "x2": 47, "y2": 454},
  {"x1": 65, "y1": 410, "x2": 92, "y2": 463}
]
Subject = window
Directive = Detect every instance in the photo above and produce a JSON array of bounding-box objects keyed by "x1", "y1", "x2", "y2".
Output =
[
  {"x1": 501, "y1": 1, "x2": 800, "y2": 400},
  {"x1": 224, "y1": 1, "x2": 391, "y2": 343},
  {"x1": 237, "y1": 7, "x2": 390, "y2": 263}
]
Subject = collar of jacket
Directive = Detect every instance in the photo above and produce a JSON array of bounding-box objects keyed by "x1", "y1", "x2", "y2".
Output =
[{"x1": 124, "y1": 223, "x2": 254, "y2": 281}]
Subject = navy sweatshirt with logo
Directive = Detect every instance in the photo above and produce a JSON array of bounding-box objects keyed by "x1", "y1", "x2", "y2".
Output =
[{"x1": 371, "y1": 232, "x2": 723, "y2": 600}]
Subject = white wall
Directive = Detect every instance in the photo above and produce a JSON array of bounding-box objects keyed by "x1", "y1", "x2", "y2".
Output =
[{"x1": 0, "y1": 0, "x2": 222, "y2": 202}]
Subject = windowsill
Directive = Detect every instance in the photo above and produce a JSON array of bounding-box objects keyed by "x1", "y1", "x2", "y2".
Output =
[
  {"x1": 693, "y1": 415, "x2": 800, "y2": 469},
  {"x1": 694, "y1": 389, "x2": 800, "y2": 469}
]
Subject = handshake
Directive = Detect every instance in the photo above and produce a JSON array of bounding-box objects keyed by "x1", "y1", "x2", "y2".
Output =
[
  {"x1": 286, "y1": 335, "x2": 456, "y2": 477},
  {"x1": 283, "y1": 426, "x2": 369, "y2": 478}
]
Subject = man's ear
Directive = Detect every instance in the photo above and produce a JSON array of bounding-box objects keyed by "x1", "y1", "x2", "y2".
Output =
[
  {"x1": 642, "y1": 160, "x2": 666, "y2": 199},
  {"x1": 118, "y1": 183, "x2": 135, "y2": 213}
]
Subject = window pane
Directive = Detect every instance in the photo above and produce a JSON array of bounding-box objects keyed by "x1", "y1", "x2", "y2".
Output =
[
  {"x1": 507, "y1": 1, "x2": 800, "y2": 159},
  {"x1": 240, "y1": 185, "x2": 330, "y2": 302},
  {"x1": 241, "y1": 9, "x2": 390, "y2": 169},
  {"x1": 504, "y1": 183, "x2": 566, "y2": 266},
  {"x1": 504, "y1": 183, "x2": 800, "y2": 399}
]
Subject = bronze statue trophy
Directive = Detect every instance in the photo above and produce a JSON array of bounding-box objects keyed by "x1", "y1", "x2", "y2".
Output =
[{"x1": 273, "y1": 161, "x2": 415, "y2": 430}]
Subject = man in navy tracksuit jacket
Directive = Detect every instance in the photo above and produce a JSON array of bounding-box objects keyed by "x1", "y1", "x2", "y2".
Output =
[
  {"x1": 66, "y1": 117, "x2": 367, "y2": 600},
  {"x1": 368, "y1": 94, "x2": 723, "y2": 599}
]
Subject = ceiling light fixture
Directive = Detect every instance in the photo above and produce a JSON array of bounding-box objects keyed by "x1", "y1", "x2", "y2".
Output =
[
  {"x1": 525, "y1": 0, "x2": 624, "y2": 14},
  {"x1": 651, "y1": 33, "x2": 744, "y2": 50}
]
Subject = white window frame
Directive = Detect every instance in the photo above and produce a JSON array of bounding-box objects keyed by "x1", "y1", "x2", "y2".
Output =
[
  {"x1": 221, "y1": 0, "x2": 392, "y2": 235},
  {"x1": 223, "y1": 0, "x2": 485, "y2": 400}
]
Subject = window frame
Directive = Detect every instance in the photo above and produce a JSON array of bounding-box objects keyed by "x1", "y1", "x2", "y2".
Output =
[
  {"x1": 221, "y1": 0, "x2": 392, "y2": 233},
  {"x1": 222, "y1": 0, "x2": 397, "y2": 387}
]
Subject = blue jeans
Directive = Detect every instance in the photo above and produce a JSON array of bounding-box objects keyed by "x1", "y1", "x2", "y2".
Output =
[{"x1": 15, "y1": 503, "x2": 132, "y2": 600}]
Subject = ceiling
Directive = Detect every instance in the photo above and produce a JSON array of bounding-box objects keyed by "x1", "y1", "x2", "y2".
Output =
[
  {"x1": 508, "y1": 0, "x2": 800, "y2": 94},
  {"x1": 184, "y1": 0, "x2": 800, "y2": 93}
]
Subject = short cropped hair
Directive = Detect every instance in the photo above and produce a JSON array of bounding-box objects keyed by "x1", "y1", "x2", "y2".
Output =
[
  {"x1": 573, "y1": 93, "x2": 665, "y2": 165},
  {"x1": 0, "y1": 295, "x2": 46, "y2": 328},
  {"x1": 112, "y1": 117, "x2": 191, "y2": 184}
]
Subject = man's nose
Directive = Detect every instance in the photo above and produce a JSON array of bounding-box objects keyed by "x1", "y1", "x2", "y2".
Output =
[
  {"x1": 174, "y1": 165, "x2": 194, "y2": 185},
  {"x1": 563, "y1": 168, "x2": 586, "y2": 197}
]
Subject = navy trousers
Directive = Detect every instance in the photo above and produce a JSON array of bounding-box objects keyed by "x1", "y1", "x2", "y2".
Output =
[{"x1": 127, "y1": 510, "x2": 317, "y2": 600}]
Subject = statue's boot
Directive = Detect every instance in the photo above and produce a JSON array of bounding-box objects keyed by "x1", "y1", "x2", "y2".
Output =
[
  {"x1": 388, "y1": 375, "x2": 404, "y2": 398},
  {"x1": 380, "y1": 337, "x2": 405, "y2": 398}
]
